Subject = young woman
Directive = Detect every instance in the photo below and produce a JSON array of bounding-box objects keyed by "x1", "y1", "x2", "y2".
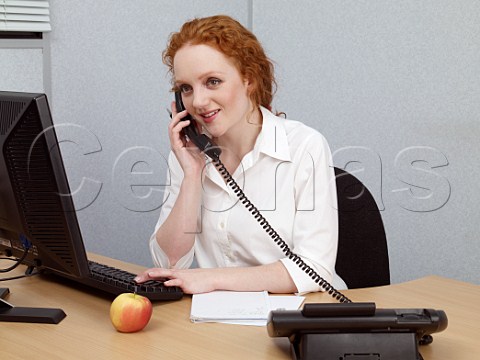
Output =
[{"x1": 135, "y1": 15, "x2": 346, "y2": 294}]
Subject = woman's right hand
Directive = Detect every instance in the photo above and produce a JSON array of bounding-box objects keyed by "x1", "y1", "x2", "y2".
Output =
[{"x1": 168, "y1": 101, "x2": 205, "y2": 177}]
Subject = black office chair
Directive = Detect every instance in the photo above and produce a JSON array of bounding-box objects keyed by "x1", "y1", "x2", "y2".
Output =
[{"x1": 334, "y1": 167, "x2": 390, "y2": 289}]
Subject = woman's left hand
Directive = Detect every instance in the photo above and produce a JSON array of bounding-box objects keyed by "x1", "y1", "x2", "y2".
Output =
[{"x1": 135, "y1": 267, "x2": 217, "y2": 294}]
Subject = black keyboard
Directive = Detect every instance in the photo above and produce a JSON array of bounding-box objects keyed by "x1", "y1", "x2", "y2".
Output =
[{"x1": 87, "y1": 261, "x2": 183, "y2": 301}]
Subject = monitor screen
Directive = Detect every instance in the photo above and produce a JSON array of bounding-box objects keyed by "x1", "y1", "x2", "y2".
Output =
[{"x1": 0, "y1": 91, "x2": 90, "y2": 279}]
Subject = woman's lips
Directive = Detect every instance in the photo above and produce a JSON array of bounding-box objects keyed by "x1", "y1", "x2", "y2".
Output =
[{"x1": 201, "y1": 110, "x2": 219, "y2": 123}]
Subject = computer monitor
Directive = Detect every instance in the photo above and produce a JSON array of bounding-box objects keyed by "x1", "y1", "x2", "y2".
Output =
[
  {"x1": 0, "y1": 91, "x2": 91, "y2": 279},
  {"x1": 0, "y1": 91, "x2": 183, "y2": 301}
]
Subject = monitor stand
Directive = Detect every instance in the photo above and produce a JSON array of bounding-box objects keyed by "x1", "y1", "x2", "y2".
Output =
[{"x1": 0, "y1": 288, "x2": 66, "y2": 324}]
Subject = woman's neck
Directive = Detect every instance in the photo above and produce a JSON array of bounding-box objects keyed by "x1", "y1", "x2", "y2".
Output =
[{"x1": 214, "y1": 107, "x2": 263, "y2": 173}]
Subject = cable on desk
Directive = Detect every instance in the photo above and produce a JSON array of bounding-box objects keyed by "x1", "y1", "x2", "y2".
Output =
[
  {"x1": 0, "y1": 242, "x2": 31, "y2": 273},
  {"x1": 0, "y1": 269, "x2": 39, "y2": 282}
]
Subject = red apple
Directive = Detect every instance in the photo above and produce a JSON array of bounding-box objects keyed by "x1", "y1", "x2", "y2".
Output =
[{"x1": 110, "y1": 293, "x2": 153, "y2": 333}]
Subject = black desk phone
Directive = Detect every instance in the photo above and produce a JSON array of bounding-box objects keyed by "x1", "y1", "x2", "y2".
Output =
[{"x1": 174, "y1": 92, "x2": 448, "y2": 360}]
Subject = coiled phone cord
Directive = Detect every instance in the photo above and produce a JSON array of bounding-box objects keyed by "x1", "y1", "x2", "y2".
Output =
[{"x1": 212, "y1": 157, "x2": 352, "y2": 303}]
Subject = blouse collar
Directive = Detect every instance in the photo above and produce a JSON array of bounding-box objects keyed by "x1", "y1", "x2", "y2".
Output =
[{"x1": 255, "y1": 106, "x2": 291, "y2": 162}]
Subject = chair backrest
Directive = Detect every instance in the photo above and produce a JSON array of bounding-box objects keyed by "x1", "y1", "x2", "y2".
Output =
[{"x1": 334, "y1": 167, "x2": 390, "y2": 289}]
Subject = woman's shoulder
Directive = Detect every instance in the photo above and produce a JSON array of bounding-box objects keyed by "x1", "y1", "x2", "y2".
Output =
[
  {"x1": 264, "y1": 108, "x2": 326, "y2": 139},
  {"x1": 277, "y1": 113, "x2": 329, "y2": 148},
  {"x1": 260, "y1": 106, "x2": 332, "y2": 160}
]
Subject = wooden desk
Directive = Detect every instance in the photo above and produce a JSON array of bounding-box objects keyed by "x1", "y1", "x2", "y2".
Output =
[{"x1": 1, "y1": 254, "x2": 479, "y2": 360}]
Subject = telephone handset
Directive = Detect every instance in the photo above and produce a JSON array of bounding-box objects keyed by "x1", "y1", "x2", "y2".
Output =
[
  {"x1": 174, "y1": 91, "x2": 350, "y2": 303},
  {"x1": 175, "y1": 92, "x2": 221, "y2": 160}
]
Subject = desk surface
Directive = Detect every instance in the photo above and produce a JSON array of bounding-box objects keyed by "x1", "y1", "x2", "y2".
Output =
[{"x1": 1, "y1": 254, "x2": 479, "y2": 360}]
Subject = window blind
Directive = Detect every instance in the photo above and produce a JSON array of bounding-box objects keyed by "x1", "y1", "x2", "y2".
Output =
[{"x1": 0, "y1": 0, "x2": 51, "y2": 32}]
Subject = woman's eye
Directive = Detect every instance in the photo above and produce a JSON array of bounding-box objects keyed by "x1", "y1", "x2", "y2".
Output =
[
  {"x1": 206, "y1": 78, "x2": 222, "y2": 88},
  {"x1": 179, "y1": 84, "x2": 192, "y2": 93}
]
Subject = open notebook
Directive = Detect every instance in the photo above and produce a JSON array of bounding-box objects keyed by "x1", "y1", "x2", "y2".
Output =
[{"x1": 190, "y1": 291, "x2": 305, "y2": 326}]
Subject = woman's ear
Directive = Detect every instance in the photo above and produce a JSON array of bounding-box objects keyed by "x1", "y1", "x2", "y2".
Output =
[
  {"x1": 244, "y1": 76, "x2": 256, "y2": 96},
  {"x1": 243, "y1": 71, "x2": 253, "y2": 87}
]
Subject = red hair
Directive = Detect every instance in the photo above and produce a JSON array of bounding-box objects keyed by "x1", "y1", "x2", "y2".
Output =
[{"x1": 163, "y1": 15, "x2": 276, "y2": 110}]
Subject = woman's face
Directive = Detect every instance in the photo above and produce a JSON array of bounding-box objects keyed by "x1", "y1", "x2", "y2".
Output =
[{"x1": 173, "y1": 44, "x2": 256, "y2": 140}]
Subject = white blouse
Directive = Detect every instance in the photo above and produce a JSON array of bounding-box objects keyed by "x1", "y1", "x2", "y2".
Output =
[{"x1": 150, "y1": 107, "x2": 346, "y2": 294}]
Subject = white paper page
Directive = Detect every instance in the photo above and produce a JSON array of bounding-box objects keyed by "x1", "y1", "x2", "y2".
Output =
[
  {"x1": 190, "y1": 291, "x2": 305, "y2": 326},
  {"x1": 224, "y1": 296, "x2": 306, "y2": 326},
  {"x1": 190, "y1": 291, "x2": 270, "y2": 323},
  {"x1": 269, "y1": 295, "x2": 305, "y2": 312}
]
